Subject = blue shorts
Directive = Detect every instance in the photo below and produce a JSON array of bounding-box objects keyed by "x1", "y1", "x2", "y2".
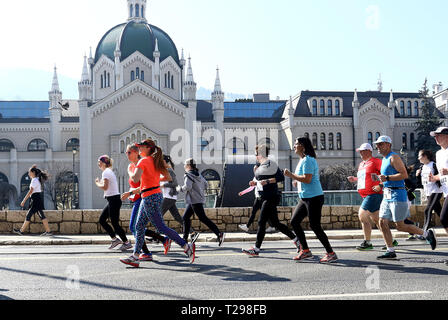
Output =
[
  {"x1": 360, "y1": 194, "x2": 383, "y2": 213},
  {"x1": 379, "y1": 201, "x2": 410, "y2": 222}
]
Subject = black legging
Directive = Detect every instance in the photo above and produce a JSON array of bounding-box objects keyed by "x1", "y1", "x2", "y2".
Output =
[
  {"x1": 291, "y1": 195, "x2": 334, "y2": 254},
  {"x1": 183, "y1": 203, "x2": 220, "y2": 241},
  {"x1": 99, "y1": 195, "x2": 128, "y2": 242},
  {"x1": 423, "y1": 193, "x2": 443, "y2": 231},
  {"x1": 255, "y1": 197, "x2": 296, "y2": 249},
  {"x1": 438, "y1": 195, "x2": 448, "y2": 229}
]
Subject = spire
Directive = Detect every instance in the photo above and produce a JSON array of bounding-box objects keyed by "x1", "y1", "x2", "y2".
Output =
[
  {"x1": 377, "y1": 74, "x2": 383, "y2": 92},
  {"x1": 288, "y1": 95, "x2": 294, "y2": 115},
  {"x1": 389, "y1": 89, "x2": 394, "y2": 102},
  {"x1": 214, "y1": 67, "x2": 222, "y2": 93},
  {"x1": 353, "y1": 88, "x2": 358, "y2": 102},
  {"x1": 51, "y1": 65, "x2": 61, "y2": 92},
  {"x1": 154, "y1": 38, "x2": 159, "y2": 52},
  {"x1": 81, "y1": 55, "x2": 89, "y2": 81},
  {"x1": 186, "y1": 55, "x2": 194, "y2": 83}
]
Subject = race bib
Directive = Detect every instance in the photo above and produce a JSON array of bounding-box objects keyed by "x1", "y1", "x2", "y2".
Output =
[
  {"x1": 422, "y1": 173, "x2": 430, "y2": 186},
  {"x1": 357, "y1": 170, "x2": 366, "y2": 190},
  {"x1": 384, "y1": 188, "x2": 392, "y2": 200},
  {"x1": 297, "y1": 182, "x2": 302, "y2": 194},
  {"x1": 440, "y1": 175, "x2": 448, "y2": 185}
]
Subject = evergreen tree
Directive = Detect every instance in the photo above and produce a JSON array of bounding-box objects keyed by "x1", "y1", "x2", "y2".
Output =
[{"x1": 414, "y1": 78, "x2": 442, "y2": 163}]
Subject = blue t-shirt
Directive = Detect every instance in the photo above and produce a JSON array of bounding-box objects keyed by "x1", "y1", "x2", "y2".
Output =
[
  {"x1": 381, "y1": 152, "x2": 407, "y2": 202},
  {"x1": 295, "y1": 156, "x2": 323, "y2": 199}
]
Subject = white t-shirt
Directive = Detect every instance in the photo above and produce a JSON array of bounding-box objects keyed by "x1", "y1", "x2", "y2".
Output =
[
  {"x1": 436, "y1": 148, "x2": 448, "y2": 197},
  {"x1": 161, "y1": 176, "x2": 177, "y2": 200},
  {"x1": 421, "y1": 161, "x2": 442, "y2": 196},
  {"x1": 30, "y1": 178, "x2": 42, "y2": 194},
  {"x1": 102, "y1": 168, "x2": 120, "y2": 198}
]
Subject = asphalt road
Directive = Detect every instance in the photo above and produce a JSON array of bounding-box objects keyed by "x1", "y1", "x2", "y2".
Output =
[{"x1": 0, "y1": 238, "x2": 447, "y2": 301}]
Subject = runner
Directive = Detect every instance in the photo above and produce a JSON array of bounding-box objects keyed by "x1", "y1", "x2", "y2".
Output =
[
  {"x1": 374, "y1": 136, "x2": 437, "y2": 260},
  {"x1": 177, "y1": 158, "x2": 224, "y2": 246},
  {"x1": 13, "y1": 165, "x2": 52, "y2": 236},
  {"x1": 120, "y1": 139, "x2": 195, "y2": 267},
  {"x1": 121, "y1": 144, "x2": 169, "y2": 262},
  {"x1": 95, "y1": 155, "x2": 132, "y2": 251},
  {"x1": 242, "y1": 144, "x2": 298, "y2": 257},
  {"x1": 284, "y1": 137, "x2": 337, "y2": 263},
  {"x1": 160, "y1": 155, "x2": 199, "y2": 243},
  {"x1": 347, "y1": 143, "x2": 383, "y2": 251},
  {"x1": 416, "y1": 149, "x2": 443, "y2": 234}
]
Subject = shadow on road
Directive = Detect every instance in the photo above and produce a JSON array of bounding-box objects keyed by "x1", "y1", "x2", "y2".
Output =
[{"x1": 0, "y1": 289, "x2": 13, "y2": 300}]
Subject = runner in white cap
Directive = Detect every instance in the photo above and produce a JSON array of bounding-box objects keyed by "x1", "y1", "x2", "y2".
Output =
[
  {"x1": 348, "y1": 143, "x2": 384, "y2": 251},
  {"x1": 375, "y1": 136, "x2": 437, "y2": 260}
]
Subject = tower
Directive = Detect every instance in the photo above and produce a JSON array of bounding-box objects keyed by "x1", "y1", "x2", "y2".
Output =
[
  {"x1": 127, "y1": 0, "x2": 147, "y2": 22},
  {"x1": 49, "y1": 66, "x2": 63, "y2": 151},
  {"x1": 212, "y1": 67, "x2": 225, "y2": 159},
  {"x1": 78, "y1": 55, "x2": 93, "y2": 101},
  {"x1": 183, "y1": 56, "x2": 197, "y2": 102},
  {"x1": 153, "y1": 38, "x2": 160, "y2": 90}
]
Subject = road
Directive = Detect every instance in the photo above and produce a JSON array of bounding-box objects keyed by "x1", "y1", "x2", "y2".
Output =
[{"x1": 0, "y1": 238, "x2": 447, "y2": 302}]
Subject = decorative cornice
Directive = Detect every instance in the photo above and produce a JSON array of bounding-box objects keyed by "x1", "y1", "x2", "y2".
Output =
[
  {"x1": 93, "y1": 55, "x2": 115, "y2": 73},
  {"x1": 121, "y1": 51, "x2": 154, "y2": 69},
  {"x1": 294, "y1": 119, "x2": 352, "y2": 127},
  {"x1": 359, "y1": 99, "x2": 390, "y2": 116},
  {"x1": 160, "y1": 57, "x2": 181, "y2": 75}
]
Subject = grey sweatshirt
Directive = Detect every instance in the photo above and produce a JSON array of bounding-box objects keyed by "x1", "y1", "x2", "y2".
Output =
[
  {"x1": 178, "y1": 170, "x2": 208, "y2": 204},
  {"x1": 160, "y1": 168, "x2": 178, "y2": 197}
]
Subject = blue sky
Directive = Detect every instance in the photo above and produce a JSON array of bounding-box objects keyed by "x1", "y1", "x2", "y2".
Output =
[{"x1": 0, "y1": 0, "x2": 446, "y2": 100}]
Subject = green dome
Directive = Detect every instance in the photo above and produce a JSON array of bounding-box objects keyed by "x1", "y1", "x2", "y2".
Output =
[{"x1": 94, "y1": 21, "x2": 180, "y2": 66}]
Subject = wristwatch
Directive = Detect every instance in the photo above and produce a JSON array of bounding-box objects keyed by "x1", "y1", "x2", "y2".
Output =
[{"x1": 386, "y1": 176, "x2": 390, "y2": 181}]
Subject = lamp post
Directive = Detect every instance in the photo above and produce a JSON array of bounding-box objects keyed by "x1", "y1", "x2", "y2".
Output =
[{"x1": 72, "y1": 148, "x2": 77, "y2": 209}]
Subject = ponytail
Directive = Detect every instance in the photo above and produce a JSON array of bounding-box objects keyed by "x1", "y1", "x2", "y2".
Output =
[
  {"x1": 29, "y1": 165, "x2": 49, "y2": 183},
  {"x1": 152, "y1": 146, "x2": 168, "y2": 176}
]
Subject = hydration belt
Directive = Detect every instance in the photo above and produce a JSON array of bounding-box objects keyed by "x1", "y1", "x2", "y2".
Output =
[{"x1": 140, "y1": 186, "x2": 160, "y2": 194}]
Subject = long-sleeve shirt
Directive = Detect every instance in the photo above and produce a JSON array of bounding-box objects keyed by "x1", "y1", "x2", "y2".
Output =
[{"x1": 254, "y1": 160, "x2": 284, "y2": 200}]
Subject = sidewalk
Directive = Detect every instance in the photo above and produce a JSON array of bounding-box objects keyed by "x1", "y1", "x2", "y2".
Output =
[{"x1": 0, "y1": 228, "x2": 446, "y2": 246}]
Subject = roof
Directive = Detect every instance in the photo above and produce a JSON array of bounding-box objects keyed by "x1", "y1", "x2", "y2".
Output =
[{"x1": 0, "y1": 101, "x2": 49, "y2": 119}]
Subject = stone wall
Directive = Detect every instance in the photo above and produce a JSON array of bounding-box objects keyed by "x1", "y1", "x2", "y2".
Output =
[{"x1": 0, "y1": 206, "x2": 443, "y2": 235}]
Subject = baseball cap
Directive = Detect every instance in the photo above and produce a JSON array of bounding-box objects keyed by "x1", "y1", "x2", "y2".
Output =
[
  {"x1": 356, "y1": 143, "x2": 373, "y2": 152},
  {"x1": 430, "y1": 127, "x2": 448, "y2": 137},
  {"x1": 135, "y1": 139, "x2": 156, "y2": 148},
  {"x1": 373, "y1": 135, "x2": 392, "y2": 144}
]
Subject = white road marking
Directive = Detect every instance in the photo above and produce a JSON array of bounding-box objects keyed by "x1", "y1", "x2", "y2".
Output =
[{"x1": 232, "y1": 291, "x2": 432, "y2": 300}]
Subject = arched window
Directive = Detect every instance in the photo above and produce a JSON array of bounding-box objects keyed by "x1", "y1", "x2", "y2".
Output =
[
  {"x1": 336, "y1": 133, "x2": 342, "y2": 150},
  {"x1": 131, "y1": 71, "x2": 135, "y2": 81},
  {"x1": 327, "y1": 100, "x2": 333, "y2": 116},
  {"x1": 165, "y1": 74, "x2": 168, "y2": 88},
  {"x1": 100, "y1": 75, "x2": 104, "y2": 88},
  {"x1": 20, "y1": 172, "x2": 32, "y2": 208},
  {"x1": 135, "y1": 4, "x2": 140, "y2": 17},
  {"x1": 66, "y1": 138, "x2": 79, "y2": 152},
  {"x1": 402, "y1": 133, "x2": 408, "y2": 150},
  {"x1": 320, "y1": 100, "x2": 325, "y2": 115},
  {"x1": 107, "y1": 73, "x2": 110, "y2": 87},
  {"x1": 328, "y1": 133, "x2": 334, "y2": 150},
  {"x1": 201, "y1": 169, "x2": 221, "y2": 197},
  {"x1": 171, "y1": 75, "x2": 174, "y2": 89},
  {"x1": 400, "y1": 101, "x2": 405, "y2": 116},
  {"x1": 28, "y1": 139, "x2": 48, "y2": 152},
  {"x1": 0, "y1": 172, "x2": 8, "y2": 183},
  {"x1": 141, "y1": 5, "x2": 144, "y2": 18},
  {"x1": 414, "y1": 101, "x2": 419, "y2": 117},
  {"x1": 410, "y1": 133, "x2": 415, "y2": 150},
  {"x1": 320, "y1": 133, "x2": 326, "y2": 150},
  {"x1": 131, "y1": 133, "x2": 136, "y2": 143},
  {"x1": 312, "y1": 100, "x2": 317, "y2": 116},
  {"x1": 0, "y1": 139, "x2": 14, "y2": 152},
  {"x1": 136, "y1": 67, "x2": 140, "y2": 79},
  {"x1": 375, "y1": 132, "x2": 381, "y2": 141},
  {"x1": 304, "y1": 132, "x2": 310, "y2": 140},
  {"x1": 368, "y1": 132, "x2": 373, "y2": 146},
  {"x1": 141, "y1": 71, "x2": 144, "y2": 82},
  {"x1": 227, "y1": 137, "x2": 246, "y2": 155},
  {"x1": 130, "y1": 4, "x2": 133, "y2": 17},
  {"x1": 120, "y1": 140, "x2": 125, "y2": 154},
  {"x1": 407, "y1": 101, "x2": 412, "y2": 116},
  {"x1": 104, "y1": 71, "x2": 107, "y2": 87},
  {"x1": 335, "y1": 100, "x2": 340, "y2": 116},
  {"x1": 312, "y1": 133, "x2": 318, "y2": 150},
  {"x1": 259, "y1": 137, "x2": 275, "y2": 150}
]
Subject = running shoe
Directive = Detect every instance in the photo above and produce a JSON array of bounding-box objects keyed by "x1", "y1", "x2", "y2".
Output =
[
  {"x1": 13, "y1": 228, "x2": 23, "y2": 236},
  {"x1": 120, "y1": 255, "x2": 140, "y2": 268},
  {"x1": 238, "y1": 224, "x2": 249, "y2": 233},
  {"x1": 163, "y1": 237, "x2": 172, "y2": 255},
  {"x1": 265, "y1": 227, "x2": 277, "y2": 233},
  {"x1": 382, "y1": 239, "x2": 399, "y2": 251},
  {"x1": 119, "y1": 241, "x2": 133, "y2": 251},
  {"x1": 40, "y1": 231, "x2": 53, "y2": 237},
  {"x1": 356, "y1": 241, "x2": 374, "y2": 251},
  {"x1": 445, "y1": 260, "x2": 448, "y2": 266},
  {"x1": 185, "y1": 243, "x2": 196, "y2": 264},
  {"x1": 406, "y1": 235, "x2": 417, "y2": 241},
  {"x1": 293, "y1": 250, "x2": 313, "y2": 261},
  {"x1": 416, "y1": 235, "x2": 426, "y2": 241},
  {"x1": 377, "y1": 251, "x2": 397, "y2": 260},
  {"x1": 218, "y1": 232, "x2": 225, "y2": 247},
  {"x1": 242, "y1": 247, "x2": 259, "y2": 257},
  {"x1": 190, "y1": 232, "x2": 200, "y2": 244},
  {"x1": 426, "y1": 229, "x2": 437, "y2": 251},
  {"x1": 320, "y1": 252, "x2": 338, "y2": 264},
  {"x1": 108, "y1": 238, "x2": 122, "y2": 250},
  {"x1": 139, "y1": 253, "x2": 153, "y2": 261}
]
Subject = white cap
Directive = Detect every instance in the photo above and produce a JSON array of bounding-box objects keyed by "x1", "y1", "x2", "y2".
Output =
[
  {"x1": 356, "y1": 143, "x2": 373, "y2": 152},
  {"x1": 430, "y1": 127, "x2": 448, "y2": 137},
  {"x1": 374, "y1": 135, "x2": 392, "y2": 144}
]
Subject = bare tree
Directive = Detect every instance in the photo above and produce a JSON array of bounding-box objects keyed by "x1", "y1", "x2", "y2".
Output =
[
  {"x1": 320, "y1": 163, "x2": 358, "y2": 191},
  {"x1": 0, "y1": 182, "x2": 18, "y2": 210},
  {"x1": 44, "y1": 163, "x2": 78, "y2": 210}
]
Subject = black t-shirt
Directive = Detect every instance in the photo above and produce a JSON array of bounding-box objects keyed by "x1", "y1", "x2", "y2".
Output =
[{"x1": 254, "y1": 160, "x2": 284, "y2": 199}]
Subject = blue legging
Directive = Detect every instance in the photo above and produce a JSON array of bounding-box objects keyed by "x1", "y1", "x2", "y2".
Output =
[
  {"x1": 134, "y1": 193, "x2": 187, "y2": 255},
  {"x1": 129, "y1": 198, "x2": 142, "y2": 236}
]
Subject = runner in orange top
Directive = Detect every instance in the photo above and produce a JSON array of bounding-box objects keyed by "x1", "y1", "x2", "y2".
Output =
[{"x1": 119, "y1": 139, "x2": 195, "y2": 268}]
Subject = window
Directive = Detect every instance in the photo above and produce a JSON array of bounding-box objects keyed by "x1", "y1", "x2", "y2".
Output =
[
  {"x1": 402, "y1": 133, "x2": 408, "y2": 150},
  {"x1": 368, "y1": 132, "x2": 373, "y2": 146},
  {"x1": 375, "y1": 132, "x2": 381, "y2": 141},
  {"x1": 312, "y1": 100, "x2": 317, "y2": 116},
  {"x1": 414, "y1": 101, "x2": 419, "y2": 117},
  {"x1": 66, "y1": 138, "x2": 79, "y2": 152},
  {"x1": 400, "y1": 101, "x2": 405, "y2": 116},
  {"x1": 120, "y1": 141, "x2": 125, "y2": 154},
  {"x1": 28, "y1": 139, "x2": 48, "y2": 151},
  {"x1": 328, "y1": 133, "x2": 334, "y2": 150},
  {"x1": 141, "y1": 71, "x2": 144, "y2": 82},
  {"x1": 135, "y1": 4, "x2": 140, "y2": 17},
  {"x1": 336, "y1": 133, "x2": 342, "y2": 150},
  {"x1": 20, "y1": 172, "x2": 31, "y2": 195},
  {"x1": 320, "y1": 100, "x2": 325, "y2": 115},
  {"x1": 199, "y1": 138, "x2": 210, "y2": 151},
  {"x1": 320, "y1": 133, "x2": 326, "y2": 150},
  {"x1": 312, "y1": 133, "x2": 318, "y2": 150},
  {"x1": 131, "y1": 71, "x2": 135, "y2": 81},
  {"x1": 410, "y1": 133, "x2": 415, "y2": 150},
  {"x1": 0, "y1": 172, "x2": 8, "y2": 183},
  {"x1": 201, "y1": 169, "x2": 221, "y2": 197},
  {"x1": 130, "y1": 4, "x2": 133, "y2": 17},
  {"x1": 104, "y1": 71, "x2": 107, "y2": 87},
  {"x1": 304, "y1": 132, "x2": 309, "y2": 140},
  {"x1": 328, "y1": 100, "x2": 333, "y2": 116},
  {"x1": 136, "y1": 68, "x2": 140, "y2": 79},
  {"x1": 100, "y1": 75, "x2": 104, "y2": 88},
  {"x1": 228, "y1": 137, "x2": 246, "y2": 155},
  {"x1": 141, "y1": 5, "x2": 144, "y2": 18},
  {"x1": 335, "y1": 100, "x2": 340, "y2": 116},
  {"x1": 171, "y1": 75, "x2": 174, "y2": 89},
  {"x1": 164, "y1": 74, "x2": 167, "y2": 88},
  {"x1": 407, "y1": 101, "x2": 412, "y2": 116},
  {"x1": 0, "y1": 139, "x2": 14, "y2": 152},
  {"x1": 107, "y1": 73, "x2": 110, "y2": 87}
]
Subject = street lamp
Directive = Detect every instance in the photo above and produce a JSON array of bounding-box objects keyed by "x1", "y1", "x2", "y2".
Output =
[{"x1": 72, "y1": 148, "x2": 77, "y2": 209}]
